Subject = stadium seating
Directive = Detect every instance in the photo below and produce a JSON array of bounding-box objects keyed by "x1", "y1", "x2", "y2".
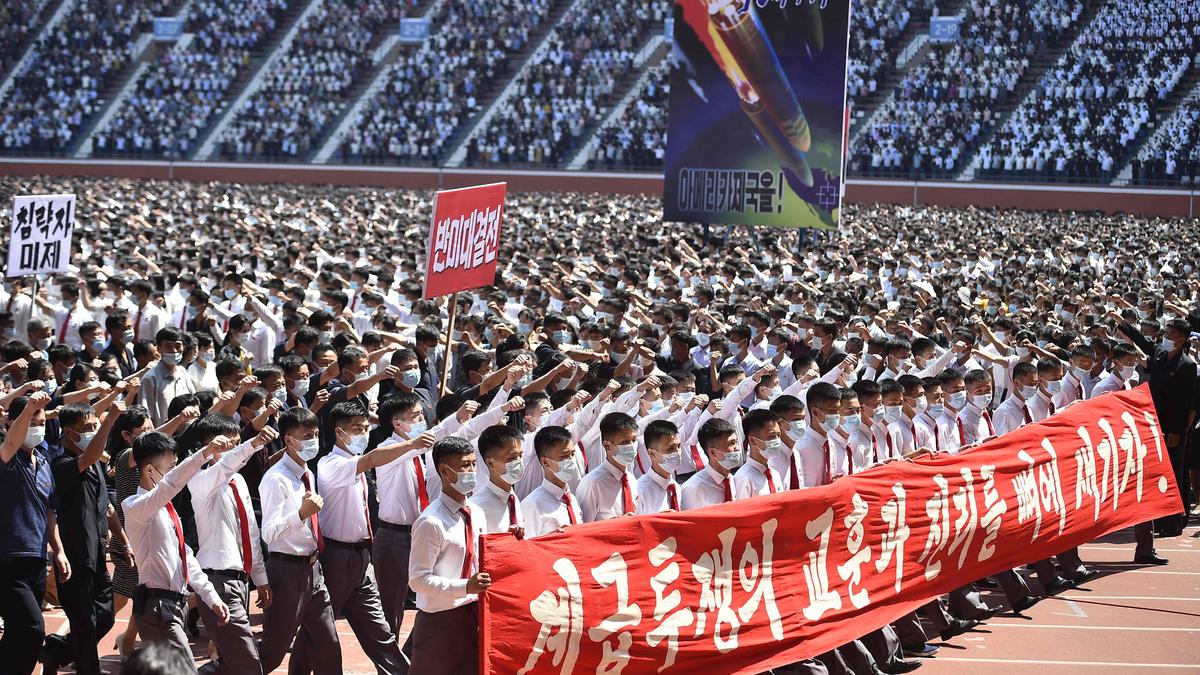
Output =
[
  {"x1": 979, "y1": 0, "x2": 1200, "y2": 182},
  {"x1": 337, "y1": 0, "x2": 555, "y2": 164},
  {"x1": 0, "y1": 1, "x2": 52, "y2": 83},
  {"x1": 585, "y1": 60, "x2": 667, "y2": 169},
  {"x1": 1131, "y1": 101, "x2": 1200, "y2": 186}
]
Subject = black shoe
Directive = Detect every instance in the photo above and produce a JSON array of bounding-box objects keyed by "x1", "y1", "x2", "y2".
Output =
[
  {"x1": 939, "y1": 618, "x2": 977, "y2": 641},
  {"x1": 1134, "y1": 552, "x2": 1169, "y2": 565},
  {"x1": 1011, "y1": 595, "x2": 1040, "y2": 614},
  {"x1": 883, "y1": 658, "x2": 924, "y2": 673},
  {"x1": 903, "y1": 643, "x2": 940, "y2": 658},
  {"x1": 976, "y1": 577, "x2": 999, "y2": 589},
  {"x1": 1159, "y1": 526, "x2": 1184, "y2": 538},
  {"x1": 975, "y1": 604, "x2": 1004, "y2": 621},
  {"x1": 1071, "y1": 568, "x2": 1099, "y2": 584},
  {"x1": 187, "y1": 606, "x2": 201, "y2": 637},
  {"x1": 40, "y1": 646, "x2": 60, "y2": 674},
  {"x1": 1043, "y1": 577, "x2": 1074, "y2": 595}
]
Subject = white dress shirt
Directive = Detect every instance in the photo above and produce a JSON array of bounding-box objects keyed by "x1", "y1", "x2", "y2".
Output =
[
  {"x1": 1026, "y1": 391, "x2": 1057, "y2": 422},
  {"x1": 992, "y1": 395, "x2": 1033, "y2": 436},
  {"x1": 680, "y1": 465, "x2": 735, "y2": 509},
  {"x1": 188, "y1": 441, "x2": 268, "y2": 586},
  {"x1": 958, "y1": 402, "x2": 996, "y2": 446},
  {"x1": 794, "y1": 427, "x2": 834, "y2": 488},
  {"x1": 521, "y1": 479, "x2": 580, "y2": 537},
  {"x1": 939, "y1": 408, "x2": 965, "y2": 454},
  {"x1": 635, "y1": 468, "x2": 680, "y2": 514},
  {"x1": 409, "y1": 493, "x2": 488, "y2": 613},
  {"x1": 122, "y1": 448, "x2": 222, "y2": 609},
  {"x1": 132, "y1": 302, "x2": 167, "y2": 342},
  {"x1": 575, "y1": 460, "x2": 638, "y2": 522},
  {"x1": 260, "y1": 454, "x2": 320, "y2": 555},
  {"x1": 731, "y1": 457, "x2": 783, "y2": 500},
  {"x1": 376, "y1": 432, "x2": 434, "y2": 526},
  {"x1": 915, "y1": 411, "x2": 948, "y2": 454},
  {"x1": 316, "y1": 446, "x2": 372, "y2": 543},
  {"x1": 1092, "y1": 371, "x2": 1135, "y2": 397},
  {"x1": 470, "y1": 478, "x2": 524, "y2": 535},
  {"x1": 768, "y1": 432, "x2": 806, "y2": 490}
]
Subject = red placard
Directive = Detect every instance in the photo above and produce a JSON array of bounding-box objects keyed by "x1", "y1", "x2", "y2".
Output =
[
  {"x1": 422, "y1": 182, "x2": 506, "y2": 299},
  {"x1": 480, "y1": 386, "x2": 1179, "y2": 674}
]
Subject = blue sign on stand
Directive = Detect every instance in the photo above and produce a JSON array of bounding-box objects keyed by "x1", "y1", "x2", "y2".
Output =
[
  {"x1": 152, "y1": 17, "x2": 184, "y2": 41},
  {"x1": 400, "y1": 18, "x2": 431, "y2": 43},
  {"x1": 930, "y1": 16, "x2": 962, "y2": 43}
]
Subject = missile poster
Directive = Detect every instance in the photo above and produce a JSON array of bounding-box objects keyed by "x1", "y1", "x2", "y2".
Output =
[{"x1": 664, "y1": 0, "x2": 851, "y2": 229}]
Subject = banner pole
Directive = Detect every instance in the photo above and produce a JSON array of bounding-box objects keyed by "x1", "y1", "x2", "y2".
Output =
[{"x1": 439, "y1": 292, "x2": 458, "y2": 396}]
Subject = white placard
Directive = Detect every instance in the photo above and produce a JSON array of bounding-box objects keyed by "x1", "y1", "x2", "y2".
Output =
[{"x1": 8, "y1": 193, "x2": 75, "y2": 277}]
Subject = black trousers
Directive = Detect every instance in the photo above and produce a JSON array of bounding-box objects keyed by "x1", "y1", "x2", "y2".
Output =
[
  {"x1": 45, "y1": 556, "x2": 116, "y2": 675},
  {"x1": 409, "y1": 604, "x2": 479, "y2": 675},
  {"x1": 0, "y1": 556, "x2": 48, "y2": 675}
]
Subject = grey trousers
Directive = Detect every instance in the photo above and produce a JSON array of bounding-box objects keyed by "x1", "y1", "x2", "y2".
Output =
[
  {"x1": 293, "y1": 543, "x2": 404, "y2": 675},
  {"x1": 259, "y1": 555, "x2": 342, "y2": 675},
  {"x1": 816, "y1": 640, "x2": 877, "y2": 675},
  {"x1": 373, "y1": 525, "x2": 412, "y2": 636},
  {"x1": 859, "y1": 624, "x2": 903, "y2": 669},
  {"x1": 196, "y1": 570, "x2": 262, "y2": 675},
  {"x1": 948, "y1": 585, "x2": 994, "y2": 619},
  {"x1": 994, "y1": 568, "x2": 1033, "y2": 606},
  {"x1": 890, "y1": 609, "x2": 929, "y2": 647},
  {"x1": 410, "y1": 604, "x2": 479, "y2": 675},
  {"x1": 133, "y1": 589, "x2": 196, "y2": 674}
]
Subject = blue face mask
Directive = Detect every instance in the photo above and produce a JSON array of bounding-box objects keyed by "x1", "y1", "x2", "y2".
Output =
[
  {"x1": 401, "y1": 369, "x2": 421, "y2": 388},
  {"x1": 553, "y1": 330, "x2": 572, "y2": 345},
  {"x1": 406, "y1": 419, "x2": 428, "y2": 438}
]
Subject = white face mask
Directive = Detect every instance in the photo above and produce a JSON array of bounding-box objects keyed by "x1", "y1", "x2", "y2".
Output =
[
  {"x1": 1119, "y1": 365, "x2": 1137, "y2": 380},
  {"x1": 553, "y1": 458, "x2": 579, "y2": 483},
  {"x1": 658, "y1": 451, "x2": 682, "y2": 473},
  {"x1": 1019, "y1": 385, "x2": 1038, "y2": 399},
  {"x1": 810, "y1": 336, "x2": 825, "y2": 350},
  {"x1": 613, "y1": 443, "x2": 637, "y2": 467},
  {"x1": 76, "y1": 431, "x2": 97, "y2": 449},
  {"x1": 291, "y1": 378, "x2": 310, "y2": 398},
  {"x1": 820, "y1": 413, "x2": 841, "y2": 433},
  {"x1": 499, "y1": 458, "x2": 523, "y2": 485},
  {"x1": 450, "y1": 470, "x2": 477, "y2": 495},
  {"x1": 345, "y1": 434, "x2": 369, "y2": 455},
  {"x1": 297, "y1": 438, "x2": 320, "y2": 462},
  {"x1": 948, "y1": 391, "x2": 968, "y2": 409},
  {"x1": 881, "y1": 406, "x2": 902, "y2": 424},
  {"x1": 24, "y1": 425, "x2": 46, "y2": 448},
  {"x1": 720, "y1": 449, "x2": 744, "y2": 470},
  {"x1": 405, "y1": 419, "x2": 428, "y2": 438},
  {"x1": 970, "y1": 394, "x2": 992, "y2": 409},
  {"x1": 1044, "y1": 380, "x2": 1062, "y2": 394},
  {"x1": 790, "y1": 420, "x2": 806, "y2": 438}
]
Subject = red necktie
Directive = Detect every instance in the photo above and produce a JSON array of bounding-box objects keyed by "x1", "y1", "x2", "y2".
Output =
[
  {"x1": 1022, "y1": 404, "x2": 1033, "y2": 425},
  {"x1": 179, "y1": 309, "x2": 187, "y2": 329},
  {"x1": 823, "y1": 440, "x2": 832, "y2": 485},
  {"x1": 134, "y1": 309, "x2": 142, "y2": 340},
  {"x1": 634, "y1": 450, "x2": 645, "y2": 474},
  {"x1": 507, "y1": 492, "x2": 519, "y2": 527},
  {"x1": 460, "y1": 508, "x2": 475, "y2": 578},
  {"x1": 957, "y1": 418, "x2": 966, "y2": 445},
  {"x1": 688, "y1": 443, "x2": 705, "y2": 470},
  {"x1": 723, "y1": 476, "x2": 733, "y2": 502},
  {"x1": 1048, "y1": 401, "x2": 1056, "y2": 415},
  {"x1": 871, "y1": 435, "x2": 880, "y2": 464},
  {"x1": 667, "y1": 482, "x2": 680, "y2": 511},
  {"x1": 562, "y1": 493, "x2": 578, "y2": 524},
  {"x1": 413, "y1": 456, "x2": 429, "y2": 510},
  {"x1": 166, "y1": 501, "x2": 188, "y2": 585},
  {"x1": 982, "y1": 411, "x2": 995, "y2": 436},
  {"x1": 58, "y1": 313, "x2": 69, "y2": 344},
  {"x1": 577, "y1": 441, "x2": 590, "y2": 472},
  {"x1": 910, "y1": 423, "x2": 919, "y2": 450},
  {"x1": 788, "y1": 453, "x2": 800, "y2": 490},
  {"x1": 360, "y1": 474, "x2": 373, "y2": 542},
  {"x1": 620, "y1": 472, "x2": 634, "y2": 514},
  {"x1": 229, "y1": 479, "x2": 253, "y2": 575},
  {"x1": 926, "y1": 414, "x2": 940, "y2": 453},
  {"x1": 301, "y1": 473, "x2": 324, "y2": 552},
  {"x1": 765, "y1": 469, "x2": 777, "y2": 494},
  {"x1": 885, "y1": 433, "x2": 895, "y2": 459}
]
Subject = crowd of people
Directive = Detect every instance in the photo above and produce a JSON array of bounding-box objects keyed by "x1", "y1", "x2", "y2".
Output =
[
  {"x1": 219, "y1": 0, "x2": 403, "y2": 159},
  {"x1": 1131, "y1": 101, "x2": 1200, "y2": 186},
  {"x1": 94, "y1": 0, "x2": 293, "y2": 158},
  {"x1": 584, "y1": 59, "x2": 668, "y2": 169},
  {"x1": 0, "y1": 174, "x2": 1197, "y2": 675},
  {"x1": 980, "y1": 1, "x2": 1200, "y2": 182},
  {"x1": 336, "y1": 0, "x2": 555, "y2": 165},
  {"x1": 464, "y1": 0, "x2": 666, "y2": 166},
  {"x1": 852, "y1": 0, "x2": 1082, "y2": 178},
  {"x1": 0, "y1": 0, "x2": 50, "y2": 83},
  {"x1": 845, "y1": 0, "x2": 921, "y2": 117},
  {"x1": 0, "y1": 0, "x2": 156, "y2": 155}
]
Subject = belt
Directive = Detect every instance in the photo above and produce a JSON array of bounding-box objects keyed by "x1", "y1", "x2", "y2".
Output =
[
  {"x1": 202, "y1": 568, "x2": 249, "y2": 582},
  {"x1": 135, "y1": 586, "x2": 186, "y2": 604},
  {"x1": 378, "y1": 521, "x2": 412, "y2": 533},
  {"x1": 270, "y1": 551, "x2": 318, "y2": 565},
  {"x1": 324, "y1": 537, "x2": 373, "y2": 550}
]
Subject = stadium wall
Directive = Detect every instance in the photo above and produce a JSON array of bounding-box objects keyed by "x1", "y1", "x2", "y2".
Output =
[{"x1": 1, "y1": 159, "x2": 1196, "y2": 219}]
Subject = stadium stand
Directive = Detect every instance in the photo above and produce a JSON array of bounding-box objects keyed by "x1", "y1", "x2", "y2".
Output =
[{"x1": 585, "y1": 59, "x2": 668, "y2": 170}]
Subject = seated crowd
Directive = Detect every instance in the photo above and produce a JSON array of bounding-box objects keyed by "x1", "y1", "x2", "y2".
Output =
[{"x1": 0, "y1": 174, "x2": 1195, "y2": 674}]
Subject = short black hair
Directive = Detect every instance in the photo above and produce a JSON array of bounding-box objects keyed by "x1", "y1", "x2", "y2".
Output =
[
  {"x1": 643, "y1": 419, "x2": 679, "y2": 448},
  {"x1": 769, "y1": 394, "x2": 804, "y2": 416},
  {"x1": 697, "y1": 417, "x2": 736, "y2": 450},
  {"x1": 598, "y1": 412, "x2": 637, "y2": 442},
  {"x1": 193, "y1": 413, "x2": 240, "y2": 445},
  {"x1": 279, "y1": 407, "x2": 319, "y2": 435},
  {"x1": 57, "y1": 402, "x2": 93, "y2": 430},
  {"x1": 123, "y1": 643, "x2": 196, "y2": 675},
  {"x1": 741, "y1": 408, "x2": 782, "y2": 436},
  {"x1": 533, "y1": 425, "x2": 573, "y2": 458},
  {"x1": 431, "y1": 436, "x2": 474, "y2": 469},
  {"x1": 478, "y1": 424, "x2": 523, "y2": 460},
  {"x1": 132, "y1": 431, "x2": 176, "y2": 466},
  {"x1": 330, "y1": 401, "x2": 368, "y2": 427}
]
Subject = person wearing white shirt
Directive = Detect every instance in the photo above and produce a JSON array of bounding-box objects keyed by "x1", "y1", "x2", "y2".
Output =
[
  {"x1": 34, "y1": 282, "x2": 90, "y2": 350},
  {"x1": 914, "y1": 379, "x2": 951, "y2": 455},
  {"x1": 992, "y1": 362, "x2": 1040, "y2": 436},
  {"x1": 1029, "y1": 360, "x2": 1065, "y2": 421},
  {"x1": 188, "y1": 335, "x2": 220, "y2": 392},
  {"x1": 470, "y1": 425, "x2": 527, "y2": 536},
  {"x1": 793, "y1": 383, "x2": 843, "y2": 488},
  {"x1": 732, "y1": 411, "x2": 787, "y2": 498},
  {"x1": 1092, "y1": 342, "x2": 1141, "y2": 396},
  {"x1": 123, "y1": 432, "x2": 229, "y2": 669},
  {"x1": 635, "y1": 420, "x2": 684, "y2": 513},
  {"x1": 769, "y1": 394, "x2": 808, "y2": 489},
  {"x1": 408, "y1": 437, "x2": 492, "y2": 674},
  {"x1": 1057, "y1": 345, "x2": 1098, "y2": 403},
  {"x1": 257, "y1": 409, "x2": 342, "y2": 674},
  {"x1": 128, "y1": 281, "x2": 168, "y2": 344},
  {"x1": 576, "y1": 413, "x2": 641, "y2": 521},
  {"x1": 830, "y1": 390, "x2": 873, "y2": 475},
  {"x1": 310, "y1": 402, "x2": 406, "y2": 673},
  {"x1": 522, "y1": 426, "x2": 584, "y2": 536},
  {"x1": 188, "y1": 426, "x2": 276, "y2": 674},
  {"x1": 2, "y1": 279, "x2": 35, "y2": 343},
  {"x1": 680, "y1": 418, "x2": 741, "y2": 509},
  {"x1": 958, "y1": 370, "x2": 997, "y2": 446},
  {"x1": 937, "y1": 371, "x2": 970, "y2": 453}
]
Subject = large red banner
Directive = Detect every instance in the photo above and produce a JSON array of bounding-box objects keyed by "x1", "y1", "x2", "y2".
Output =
[
  {"x1": 479, "y1": 386, "x2": 1180, "y2": 674},
  {"x1": 422, "y1": 182, "x2": 506, "y2": 299}
]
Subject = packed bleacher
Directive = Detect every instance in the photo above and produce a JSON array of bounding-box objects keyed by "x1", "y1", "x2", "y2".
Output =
[
  {"x1": 585, "y1": 58, "x2": 667, "y2": 169},
  {"x1": 94, "y1": 0, "x2": 292, "y2": 158},
  {"x1": 851, "y1": 0, "x2": 1083, "y2": 178},
  {"x1": 336, "y1": 0, "x2": 555, "y2": 164},
  {"x1": 464, "y1": 0, "x2": 666, "y2": 166},
  {"x1": 219, "y1": 0, "x2": 401, "y2": 159},
  {"x1": 1131, "y1": 101, "x2": 1200, "y2": 185},
  {"x1": 845, "y1": 0, "x2": 924, "y2": 116},
  {"x1": 0, "y1": 0, "x2": 156, "y2": 154},
  {"x1": 0, "y1": 0, "x2": 51, "y2": 82},
  {"x1": 979, "y1": 0, "x2": 1200, "y2": 182}
]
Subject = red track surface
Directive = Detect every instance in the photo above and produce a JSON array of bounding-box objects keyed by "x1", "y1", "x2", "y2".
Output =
[{"x1": 31, "y1": 519, "x2": 1200, "y2": 674}]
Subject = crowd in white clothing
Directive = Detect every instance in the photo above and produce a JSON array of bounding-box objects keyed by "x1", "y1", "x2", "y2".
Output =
[{"x1": 585, "y1": 60, "x2": 667, "y2": 169}]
